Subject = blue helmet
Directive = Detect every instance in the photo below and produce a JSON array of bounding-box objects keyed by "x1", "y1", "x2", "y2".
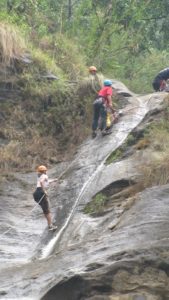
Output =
[{"x1": 104, "y1": 79, "x2": 112, "y2": 86}]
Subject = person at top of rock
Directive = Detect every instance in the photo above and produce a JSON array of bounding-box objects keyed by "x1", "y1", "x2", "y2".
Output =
[{"x1": 88, "y1": 65, "x2": 104, "y2": 94}]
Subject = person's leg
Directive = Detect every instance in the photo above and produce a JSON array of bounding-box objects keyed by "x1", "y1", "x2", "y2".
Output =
[
  {"x1": 92, "y1": 101, "x2": 100, "y2": 133},
  {"x1": 40, "y1": 197, "x2": 52, "y2": 227},
  {"x1": 100, "y1": 104, "x2": 107, "y2": 131},
  {"x1": 41, "y1": 197, "x2": 57, "y2": 230},
  {"x1": 44, "y1": 212, "x2": 52, "y2": 227}
]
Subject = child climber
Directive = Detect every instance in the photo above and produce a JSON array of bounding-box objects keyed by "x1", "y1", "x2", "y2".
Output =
[{"x1": 33, "y1": 165, "x2": 58, "y2": 231}]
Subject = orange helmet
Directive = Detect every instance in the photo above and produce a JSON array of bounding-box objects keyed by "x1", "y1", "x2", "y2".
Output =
[
  {"x1": 89, "y1": 66, "x2": 97, "y2": 72},
  {"x1": 37, "y1": 165, "x2": 47, "y2": 173}
]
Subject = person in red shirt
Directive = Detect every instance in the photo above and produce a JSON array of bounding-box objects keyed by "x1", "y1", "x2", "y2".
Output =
[{"x1": 92, "y1": 79, "x2": 114, "y2": 138}]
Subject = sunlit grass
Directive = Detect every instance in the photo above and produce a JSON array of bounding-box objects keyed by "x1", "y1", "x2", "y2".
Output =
[{"x1": 0, "y1": 22, "x2": 25, "y2": 66}]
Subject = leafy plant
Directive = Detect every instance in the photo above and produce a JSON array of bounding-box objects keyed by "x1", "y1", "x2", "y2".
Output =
[
  {"x1": 84, "y1": 193, "x2": 108, "y2": 214},
  {"x1": 106, "y1": 133, "x2": 136, "y2": 165}
]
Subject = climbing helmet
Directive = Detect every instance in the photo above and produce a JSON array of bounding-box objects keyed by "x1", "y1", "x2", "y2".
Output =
[
  {"x1": 89, "y1": 66, "x2": 97, "y2": 72},
  {"x1": 37, "y1": 165, "x2": 47, "y2": 173},
  {"x1": 104, "y1": 79, "x2": 112, "y2": 86}
]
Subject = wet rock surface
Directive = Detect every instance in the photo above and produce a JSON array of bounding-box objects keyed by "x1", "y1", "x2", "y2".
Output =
[{"x1": 0, "y1": 86, "x2": 169, "y2": 300}]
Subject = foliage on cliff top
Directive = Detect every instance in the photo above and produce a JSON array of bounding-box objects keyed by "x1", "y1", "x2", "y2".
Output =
[
  {"x1": 139, "y1": 103, "x2": 169, "y2": 188},
  {"x1": 2, "y1": 0, "x2": 169, "y2": 93},
  {"x1": 0, "y1": 22, "x2": 92, "y2": 174},
  {"x1": 1, "y1": 0, "x2": 169, "y2": 173}
]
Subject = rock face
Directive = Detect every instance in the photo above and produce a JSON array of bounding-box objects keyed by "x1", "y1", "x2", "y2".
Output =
[{"x1": 0, "y1": 83, "x2": 169, "y2": 300}]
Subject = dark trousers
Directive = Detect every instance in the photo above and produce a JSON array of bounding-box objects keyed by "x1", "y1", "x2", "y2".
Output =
[{"x1": 92, "y1": 98, "x2": 107, "y2": 131}]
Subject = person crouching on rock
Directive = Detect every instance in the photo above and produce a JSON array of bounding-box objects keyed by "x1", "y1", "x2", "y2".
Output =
[
  {"x1": 92, "y1": 79, "x2": 115, "y2": 138},
  {"x1": 33, "y1": 165, "x2": 58, "y2": 231}
]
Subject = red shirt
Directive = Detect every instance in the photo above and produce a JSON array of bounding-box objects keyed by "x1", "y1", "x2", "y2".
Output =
[{"x1": 98, "y1": 86, "x2": 113, "y2": 106}]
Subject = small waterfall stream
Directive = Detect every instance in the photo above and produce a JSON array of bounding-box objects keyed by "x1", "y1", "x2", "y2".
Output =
[{"x1": 40, "y1": 96, "x2": 150, "y2": 259}]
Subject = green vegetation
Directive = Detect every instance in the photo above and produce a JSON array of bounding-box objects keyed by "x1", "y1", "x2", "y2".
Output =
[
  {"x1": 1, "y1": 0, "x2": 169, "y2": 91},
  {"x1": 106, "y1": 133, "x2": 135, "y2": 164},
  {"x1": 139, "y1": 105, "x2": 169, "y2": 188},
  {"x1": 1, "y1": 1, "x2": 169, "y2": 173},
  {"x1": 84, "y1": 193, "x2": 108, "y2": 215},
  {"x1": 0, "y1": 22, "x2": 25, "y2": 65},
  {"x1": 107, "y1": 102, "x2": 169, "y2": 190},
  {"x1": 0, "y1": 23, "x2": 91, "y2": 173},
  {"x1": 84, "y1": 109, "x2": 169, "y2": 215},
  {"x1": 106, "y1": 149, "x2": 123, "y2": 164}
]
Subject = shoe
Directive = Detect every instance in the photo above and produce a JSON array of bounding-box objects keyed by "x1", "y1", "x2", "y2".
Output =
[
  {"x1": 102, "y1": 129, "x2": 112, "y2": 136},
  {"x1": 118, "y1": 110, "x2": 123, "y2": 116},
  {"x1": 48, "y1": 224, "x2": 57, "y2": 231},
  {"x1": 92, "y1": 131, "x2": 97, "y2": 138}
]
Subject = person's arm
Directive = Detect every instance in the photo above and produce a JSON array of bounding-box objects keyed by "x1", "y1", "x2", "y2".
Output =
[
  {"x1": 107, "y1": 87, "x2": 117, "y2": 110},
  {"x1": 107, "y1": 94, "x2": 112, "y2": 108},
  {"x1": 49, "y1": 178, "x2": 58, "y2": 184},
  {"x1": 40, "y1": 178, "x2": 47, "y2": 194},
  {"x1": 160, "y1": 80, "x2": 166, "y2": 91},
  {"x1": 40, "y1": 175, "x2": 49, "y2": 194}
]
